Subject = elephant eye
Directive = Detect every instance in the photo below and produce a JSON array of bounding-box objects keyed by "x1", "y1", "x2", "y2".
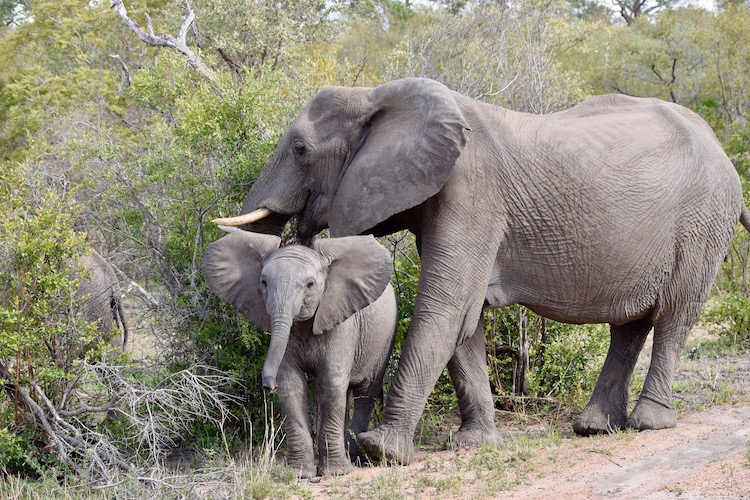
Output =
[
  {"x1": 261, "y1": 279, "x2": 267, "y2": 288},
  {"x1": 306, "y1": 280, "x2": 315, "y2": 289},
  {"x1": 293, "y1": 141, "x2": 307, "y2": 160}
]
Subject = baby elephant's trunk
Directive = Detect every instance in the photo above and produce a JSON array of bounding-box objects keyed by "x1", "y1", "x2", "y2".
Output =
[{"x1": 262, "y1": 315, "x2": 293, "y2": 394}]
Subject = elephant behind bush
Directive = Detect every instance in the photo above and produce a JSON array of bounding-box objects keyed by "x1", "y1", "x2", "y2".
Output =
[{"x1": 76, "y1": 249, "x2": 129, "y2": 349}]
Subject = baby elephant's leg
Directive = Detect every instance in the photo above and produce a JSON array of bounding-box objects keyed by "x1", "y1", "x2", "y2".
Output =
[
  {"x1": 316, "y1": 375, "x2": 352, "y2": 476},
  {"x1": 277, "y1": 368, "x2": 316, "y2": 478}
]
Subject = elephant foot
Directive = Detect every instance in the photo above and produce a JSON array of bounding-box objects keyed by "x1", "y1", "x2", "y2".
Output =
[
  {"x1": 572, "y1": 405, "x2": 626, "y2": 436},
  {"x1": 346, "y1": 437, "x2": 368, "y2": 466},
  {"x1": 627, "y1": 397, "x2": 676, "y2": 431},
  {"x1": 318, "y1": 456, "x2": 352, "y2": 477},
  {"x1": 357, "y1": 427, "x2": 415, "y2": 465},
  {"x1": 287, "y1": 460, "x2": 317, "y2": 479},
  {"x1": 451, "y1": 423, "x2": 503, "y2": 448}
]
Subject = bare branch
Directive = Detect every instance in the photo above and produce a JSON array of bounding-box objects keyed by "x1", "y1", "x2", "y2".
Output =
[
  {"x1": 177, "y1": 9, "x2": 194, "y2": 44},
  {"x1": 111, "y1": 262, "x2": 161, "y2": 309},
  {"x1": 145, "y1": 12, "x2": 154, "y2": 36},
  {"x1": 1, "y1": 354, "x2": 246, "y2": 487},
  {"x1": 58, "y1": 394, "x2": 122, "y2": 417},
  {"x1": 110, "y1": 54, "x2": 132, "y2": 89},
  {"x1": 0, "y1": 362, "x2": 85, "y2": 478},
  {"x1": 110, "y1": 0, "x2": 222, "y2": 92}
]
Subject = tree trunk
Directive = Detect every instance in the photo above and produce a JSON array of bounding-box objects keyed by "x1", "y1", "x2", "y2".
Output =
[{"x1": 514, "y1": 308, "x2": 529, "y2": 396}]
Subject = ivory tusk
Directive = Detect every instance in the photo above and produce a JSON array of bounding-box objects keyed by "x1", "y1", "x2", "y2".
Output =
[
  {"x1": 211, "y1": 208, "x2": 272, "y2": 226},
  {"x1": 217, "y1": 225, "x2": 242, "y2": 233}
]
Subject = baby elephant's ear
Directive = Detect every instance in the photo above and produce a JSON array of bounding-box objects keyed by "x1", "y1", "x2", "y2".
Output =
[
  {"x1": 312, "y1": 235, "x2": 393, "y2": 335},
  {"x1": 202, "y1": 232, "x2": 281, "y2": 332}
]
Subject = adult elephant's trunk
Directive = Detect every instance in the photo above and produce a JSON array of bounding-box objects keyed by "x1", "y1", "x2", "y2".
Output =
[{"x1": 261, "y1": 313, "x2": 294, "y2": 394}]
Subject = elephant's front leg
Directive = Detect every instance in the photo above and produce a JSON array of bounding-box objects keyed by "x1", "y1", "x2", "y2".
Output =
[
  {"x1": 277, "y1": 367, "x2": 316, "y2": 478},
  {"x1": 316, "y1": 371, "x2": 352, "y2": 476},
  {"x1": 358, "y1": 232, "x2": 497, "y2": 465},
  {"x1": 448, "y1": 318, "x2": 502, "y2": 446}
]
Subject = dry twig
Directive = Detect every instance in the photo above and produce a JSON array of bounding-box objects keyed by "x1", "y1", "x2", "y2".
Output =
[{"x1": 1, "y1": 358, "x2": 242, "y2": 487}]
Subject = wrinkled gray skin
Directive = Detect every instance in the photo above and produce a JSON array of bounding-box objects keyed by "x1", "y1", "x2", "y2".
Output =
[
  {"x1": 76, "y1": 250, "x2": 128, "y2": 349},
  {"x1": 218, "y1": 77, "x2": 750, "y2": 465},
  {"x1": 202, "y1": 232, "x2": 397, "y2": 477}
]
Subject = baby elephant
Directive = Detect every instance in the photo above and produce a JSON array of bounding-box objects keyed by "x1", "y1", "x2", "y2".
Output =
[{"x1": 202, "y1": 231, "x2": 397, "y2": 477}]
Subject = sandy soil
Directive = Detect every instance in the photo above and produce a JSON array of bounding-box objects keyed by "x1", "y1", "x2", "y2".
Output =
[
  {"x1": 509, "y1": 402, "x2": 750, "y2": 499},
  {"x1": 302, "y1": 340, "x2": 750, "y2": 499}
]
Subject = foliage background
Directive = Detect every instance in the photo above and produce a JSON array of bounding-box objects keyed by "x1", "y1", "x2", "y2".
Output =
[{"x1": 1, "y1": 0, "x2": 750, "y2": 490}]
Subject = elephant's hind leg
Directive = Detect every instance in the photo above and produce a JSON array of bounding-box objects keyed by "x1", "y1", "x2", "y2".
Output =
[
  {"x1": 626, "y1": 305, "x2": 701, "y2": 431},
  {"x1": 573, "y1": 318, "x2": 651, "y2": 435},
  {"x1": 448, "y1": 318, "x2": 502, "y2": 447},
  {"x1": 628, "y1": 231, "x2": 730, "y2": 431}
]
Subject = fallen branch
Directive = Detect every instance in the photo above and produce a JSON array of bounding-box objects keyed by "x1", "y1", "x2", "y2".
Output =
[
  {"x1": 0, "y1": 361, "x2": 85, "y2": 478},
  {"x1": 1, "y1": 354, "x2": 244, "y2": 487},
  {"x1": 82, "y1": 362, "x2": 244, "y2": 466}
]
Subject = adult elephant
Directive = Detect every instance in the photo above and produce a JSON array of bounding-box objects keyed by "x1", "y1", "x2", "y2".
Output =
[
  {"x1": 76, "y1": 249, "x2": 129, "y2": 349},
  {"x1": 213, "y1": 77, "x2": 750, "y2": 464}
]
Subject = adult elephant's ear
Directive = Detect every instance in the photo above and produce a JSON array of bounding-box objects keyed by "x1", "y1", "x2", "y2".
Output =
[
  {"x1": 201, "y1": 232, "x2": 281, "y2": 332},
  {"x1": 312, "y1": 235, "x2": 393, "y2": 335},
  {"x1": 329, "y1": 77, "x2": 470, "y2": 236}
]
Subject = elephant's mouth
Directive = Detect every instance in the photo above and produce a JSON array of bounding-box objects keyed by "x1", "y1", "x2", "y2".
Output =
[
  {"x1": 296, "y1": 306, "x2": 316, "y2": 322},
  {"x1": 212, "y1": 209, "x2": 295, "y2": 238},
  {"x1": 295, "y1": 191, "x2": 327, "y2": 245},
  {"x1": 244, "y1": 210, "x2": 294, "y2": 236}
]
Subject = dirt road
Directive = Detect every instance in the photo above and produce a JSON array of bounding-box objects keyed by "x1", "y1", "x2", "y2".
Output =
[
  {"x1": 304, "y1": 402, "x2": 749, "y2": 499},
  {"x1": 510, "y1": 402, "x2": 750, "y2": 499}
]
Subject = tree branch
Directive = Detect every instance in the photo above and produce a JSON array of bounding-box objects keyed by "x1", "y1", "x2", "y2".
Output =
[
  {"x1": 0, "y1": 362, "x2": 85, "y2": 478},
  {"x1": 111, "y1": 262, "x2": 161, "y2": 310},
  {"x1": 58, "y1": 394, "x2": 123, "y2": 417},
  {"x1": 109, "y1": 54, "x2": 131, "y2": 89},
  {"x1": 110, "y1": 0, "x2": 222, "y2": 93}
]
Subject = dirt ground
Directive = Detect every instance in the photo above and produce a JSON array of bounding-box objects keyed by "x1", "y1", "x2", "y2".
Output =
[
  {"x1": 501, "y1": 402, "x2": 749, "y2": 499},
  {"x1": 302, "y1": 336, "x2": 750, "y2": 499}
]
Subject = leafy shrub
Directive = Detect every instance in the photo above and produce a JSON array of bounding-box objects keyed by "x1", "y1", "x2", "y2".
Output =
[
  {"x1": 527, "y1": 322, "x2": 609, "y2": 411},
  {"x1": 0, "y1": 427, "x2": 59, "y2": 478},
  {"x1": 486, "y1": 306, "x2": 609, "y2": 414},
  {"x1": 701, "y1": 294, "x2": 750, "y2": 352}
]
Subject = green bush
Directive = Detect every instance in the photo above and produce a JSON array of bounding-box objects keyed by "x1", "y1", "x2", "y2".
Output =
[
  {"x1": 701, "y1": 294, "x2": 750, "y2": 352},
  {"x1": 0, "y1": 427, "x2": 59, "y2": 478},
  {"x1": 703, "y1": 155, "x2": 750, "y2": 353},
  {"x1": 527, "y1": 322, "x2": 609, "y2": 411},
  {"x1": 485, "y1": 306, "x2": 609, "y2": 414}
]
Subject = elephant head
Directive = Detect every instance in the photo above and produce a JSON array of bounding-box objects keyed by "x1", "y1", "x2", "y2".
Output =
[
  {"x1": 212, "y1": 78, "x2": 470, "y2": 243},
  {"x1": 201, "y1": 232, "x2": 393, "y2": 392}
]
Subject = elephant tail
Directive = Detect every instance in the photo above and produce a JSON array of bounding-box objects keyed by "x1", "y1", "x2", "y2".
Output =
[
  {"x1": 111, "y1": 294, "x2": 129, "y2": 350},
  {"x1": 741, "y1": 205, "x2": 750, "y2": 235}
]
